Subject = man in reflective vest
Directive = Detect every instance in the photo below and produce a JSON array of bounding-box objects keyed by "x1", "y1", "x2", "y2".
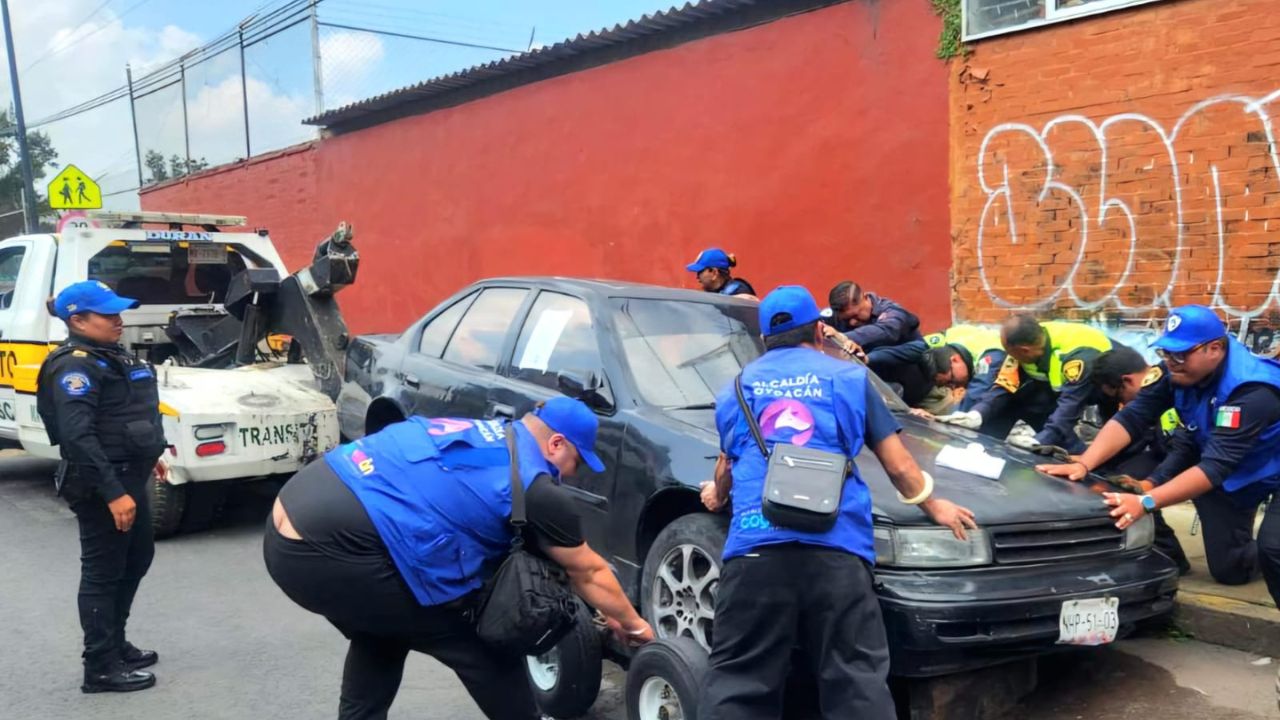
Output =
[
  {"x1": 1040, "y1": 306, "x2": 1279, "y2": 600},
  {"x1": 859, "y1": 325, "x2": 1005, "y2": 412},
  {"x1": 938, "y1": 315, "x2": 1112, "y2": 454},
  {"x1": 698, "y1": 286, "x2": 976, "y2": 720},
  {"x1": 264, "y1": 397, "x2": 654, "y2": 719}
]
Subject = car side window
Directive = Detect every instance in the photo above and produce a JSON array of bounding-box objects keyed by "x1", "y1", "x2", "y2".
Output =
[
  {"x1": 0, "y1": 246, "x2": 26, "y2": 311},
  {"x1": 510, "y1": 292, "x2": 603, "y2": 390},
  {"x1": 417, "y1": 292, "x2": 476, "y2": 358},
  {"x1": 442, "y1": 288, "x2": 529, "y2": 371}
]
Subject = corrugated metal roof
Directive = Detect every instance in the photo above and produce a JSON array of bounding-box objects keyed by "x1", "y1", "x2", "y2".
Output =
[{"x1": 304, "y1": 0, "x2": 806, "y2": 131}]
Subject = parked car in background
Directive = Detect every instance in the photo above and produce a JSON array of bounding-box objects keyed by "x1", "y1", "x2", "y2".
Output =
[{"x1": 338, "y1": 278, "x2": 1178, "y2": 715}]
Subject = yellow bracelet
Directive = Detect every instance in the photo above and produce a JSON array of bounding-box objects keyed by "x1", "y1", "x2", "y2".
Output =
[{"x1": 897, "y1": 470, "x2": 934, "y2": 505}]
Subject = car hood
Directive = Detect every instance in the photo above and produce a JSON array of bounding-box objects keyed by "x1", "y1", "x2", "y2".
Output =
[
  {"x1": 865, "y1": 415, "x2": 1113, "y2": 526},
  {"x1": 643, "y1": 405, "x2": 1113, "y2": 528}
]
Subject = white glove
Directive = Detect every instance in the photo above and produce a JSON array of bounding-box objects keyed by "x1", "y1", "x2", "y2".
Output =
[
  {"x1": 936, "y1": 410, "x2": 982, "y2": 429},
  {"x1": 1007, "y1": 433, "x2": 1039, "y2": 451}
]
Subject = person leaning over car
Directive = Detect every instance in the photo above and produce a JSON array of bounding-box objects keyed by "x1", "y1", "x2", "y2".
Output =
[{"x1": 697, "y1": 285, "x2": 976, "y2": 720}]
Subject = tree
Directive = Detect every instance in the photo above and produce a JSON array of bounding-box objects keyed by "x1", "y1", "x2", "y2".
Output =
[
  {"x1": 0, "y1": 110, "x2": 59, "y2": 234},
  {"x1": 144, "y1": 149, "x2": 169, "y2": 184},
  {"x1": 144, "y1": 152, "x2": 211, "y2": 185}
]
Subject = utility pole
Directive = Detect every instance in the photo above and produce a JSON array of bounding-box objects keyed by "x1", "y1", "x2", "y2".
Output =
[
  {"x1": 309, "y1": 0, "x2": 324, "y2": 117},
  {"x1": 1, "y1": 0, "x2": 38, "y2": 233}
]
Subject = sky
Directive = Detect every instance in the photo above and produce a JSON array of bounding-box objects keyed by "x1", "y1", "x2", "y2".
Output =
[{"x1": 0, "y1": 0, "x2": 685, "y2": 209}]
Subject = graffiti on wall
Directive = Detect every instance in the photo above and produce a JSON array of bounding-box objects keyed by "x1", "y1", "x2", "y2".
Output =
[{"x1": 975, "y1": 88, "x2": 1280, "y2": 346}]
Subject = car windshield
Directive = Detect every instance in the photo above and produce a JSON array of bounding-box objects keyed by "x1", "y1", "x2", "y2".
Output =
[
  {"x1": 611, "y1": 297, "x2": 912, "y2": 413},
  {"x1": 612, "y1": 298, "x2": 762, "y2": 408},
  {"x1": 88, "y1": 242, "x2": 252, "y2": 305}
]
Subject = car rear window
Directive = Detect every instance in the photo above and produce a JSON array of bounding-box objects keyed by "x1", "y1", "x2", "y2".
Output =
[{"x1": 88, "y1": 243, "x2": 250, "y2": 305}]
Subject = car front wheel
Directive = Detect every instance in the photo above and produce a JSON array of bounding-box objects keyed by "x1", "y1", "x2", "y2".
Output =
[{"x1": 640, "y1": 513, "x2": 726, "y2": 653}]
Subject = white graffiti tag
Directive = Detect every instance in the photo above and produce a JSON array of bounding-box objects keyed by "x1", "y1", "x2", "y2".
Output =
[{"x1": 976, "y1": 89, "x2": 1280, "y2": 320}]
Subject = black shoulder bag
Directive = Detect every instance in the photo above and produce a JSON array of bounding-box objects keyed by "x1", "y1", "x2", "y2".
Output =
[
  {"x1": 735, "y1": 375, "x2": 852, "y2": 533},
  {"x1": 475, "y1": 426, "x2": 580, "y2": 656}
]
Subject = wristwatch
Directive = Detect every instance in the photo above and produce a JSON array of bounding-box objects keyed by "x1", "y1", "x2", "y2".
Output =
[{"x1": 1140, "y1": 494, "x2": 1158, "y2": 513}]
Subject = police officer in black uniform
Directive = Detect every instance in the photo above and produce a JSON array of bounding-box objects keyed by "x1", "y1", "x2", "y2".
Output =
[{"x1": 37, "y1": 281, "x2": 166, "y2": 693}]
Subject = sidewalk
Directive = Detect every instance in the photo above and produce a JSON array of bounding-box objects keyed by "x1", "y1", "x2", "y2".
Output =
[{"x1": 1162, "y1": 502, "x2": 1279, "y2": 657}]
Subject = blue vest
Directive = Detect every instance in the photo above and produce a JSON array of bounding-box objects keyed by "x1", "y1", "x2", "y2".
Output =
[
  {"x1": 324, "y1": 417, "x2": 558, "y2": 606},
  {"x1": 1173, "y1": 338, "x2": 1280, "y2": 502},
  {"x1": 715, "y1": 347, "x2": 876, "y2": 563}
]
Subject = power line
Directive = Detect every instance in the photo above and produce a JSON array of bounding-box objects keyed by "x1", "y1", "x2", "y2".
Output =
[
  {"x1": 317, "y1": 21, "x2": 522, "y2": 55},
  {"x1": 22, "y1": 0, "x2": 157, "y2": 73}
]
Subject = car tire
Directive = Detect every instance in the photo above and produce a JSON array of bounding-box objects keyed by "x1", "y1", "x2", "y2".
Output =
[
  {"x1": 640, "y1": 513, "x2": 726, "y2": 653},
  {"x1": 526, "y1": 601, "x2": 603, "y2": 718},
  {"x1": 625, "y1": 637, "x2": 708, "y2": 720},
  {"x1": 148, "y1": 472, "x2": 186, "y2": 539},
  {"x1": 178, "y1": 480, "x2": 229, "y2": 534}
]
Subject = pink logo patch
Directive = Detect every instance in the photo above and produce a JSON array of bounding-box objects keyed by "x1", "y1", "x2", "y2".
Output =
[
  {"x1": 428, "y1": 418, "x2": 475, "y2": 436},
  {"x1": 758, "y1": 399, "x2": 815, "y2": 446}
]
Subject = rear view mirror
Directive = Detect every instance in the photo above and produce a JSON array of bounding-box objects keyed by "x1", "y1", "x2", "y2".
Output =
[{"x1": 556, "y1": 369, "x2": 613, "y2": 411}]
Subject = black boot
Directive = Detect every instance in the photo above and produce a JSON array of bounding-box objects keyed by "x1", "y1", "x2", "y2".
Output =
[
  {"x1": 121, "y1": 642, "x2": 158, "y2": 670},
  {"x1": 82, "y1": 662, "x2": 156, "y2": 693}
]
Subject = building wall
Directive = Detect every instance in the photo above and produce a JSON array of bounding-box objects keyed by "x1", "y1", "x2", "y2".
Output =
[
  {"x1": 143, "y1": 0, "x2": 951, "y2": 334},
  {"x1": 951, "y1": 0, "x2": 1280, "y2": 354}
]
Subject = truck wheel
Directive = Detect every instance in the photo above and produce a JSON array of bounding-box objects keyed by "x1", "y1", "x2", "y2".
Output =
[
  {"x1": 625, "y1": 637, "x2": 708, "y2": 720},
  {"x1": 640, "y1": 514, "x2": 726, "y2": 652},
  {"x1": 178, "y1": 481, "x2": 229, "y2": 534},
  {"x1": 525, "y1": 602, "x2": 603, "y2": 718},
  {"x1": 148, "y1": 473, "x2": 186, "y2": 539}
]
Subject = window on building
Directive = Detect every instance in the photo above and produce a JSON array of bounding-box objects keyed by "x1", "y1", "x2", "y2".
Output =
[{"x1": 965, "y1": 0, "x2": 1164, "y2": 40}]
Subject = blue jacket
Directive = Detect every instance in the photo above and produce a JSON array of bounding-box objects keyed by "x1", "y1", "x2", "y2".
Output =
[
  {"x1": 1173, "y1": 338, "x2": 1280, "y2": 501},
  {"x1": 842, "y1": 294, "x2": 923, "y2": 351},
  {"x1": 325, "y1": 417, "x2": 559, "y2": 606},
  {"x1": 715, "y1": 346, "x2": 876, "y2": 563}
]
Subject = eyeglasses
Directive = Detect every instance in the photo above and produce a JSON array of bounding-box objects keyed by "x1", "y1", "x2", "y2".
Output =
[{"x1": 1155, "y1": 342, "x2": 1208, "y2": 365}]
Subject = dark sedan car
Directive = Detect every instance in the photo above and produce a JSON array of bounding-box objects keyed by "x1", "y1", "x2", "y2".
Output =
[{"x1": 337, "y1": 278, "x2": 1177, "y2": 682}]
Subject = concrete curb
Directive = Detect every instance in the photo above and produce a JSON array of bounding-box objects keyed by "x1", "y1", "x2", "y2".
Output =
[{"x1": 1174, "y1": 591, "x2": 1280, "y2": 657}]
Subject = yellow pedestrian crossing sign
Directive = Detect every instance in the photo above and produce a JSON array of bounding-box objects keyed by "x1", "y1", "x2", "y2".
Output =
[{"x1": 47, "y1": 164, "x2": 102, "y2": 210}]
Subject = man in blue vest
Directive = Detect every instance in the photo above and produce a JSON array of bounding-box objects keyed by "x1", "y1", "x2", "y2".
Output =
[
  {"x1": 698, "y1": 286, "x2": 976, "y2": 720},
  {"x1": 1076, "y1": 306, "x2": 1279, "y2": 610},
  {"x1": 263, "y1": 397, "x2": 654, "y2": 720}
]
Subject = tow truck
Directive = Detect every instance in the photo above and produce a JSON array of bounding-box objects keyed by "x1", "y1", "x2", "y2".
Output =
[{"x1": 0, "y1": 211, "x2": 359, "y2": 536}]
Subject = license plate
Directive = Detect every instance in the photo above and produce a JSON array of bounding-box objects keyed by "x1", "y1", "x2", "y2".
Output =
[
  {"x1": 187, "y1": 244, "x2": 225, "y2": 264},
  {"x1": 1057, "y1": 597, "x2": 1119, "y2": 646}
]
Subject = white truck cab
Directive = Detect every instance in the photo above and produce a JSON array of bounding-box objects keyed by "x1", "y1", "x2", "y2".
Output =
[{"x1": 0, "y1": 211, "x2": 347, "y2": 535}]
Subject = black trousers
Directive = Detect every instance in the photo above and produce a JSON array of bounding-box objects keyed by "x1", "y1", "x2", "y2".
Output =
[
  {"x1": 67, "y1": 461, "x2": 155, "y2": 672},
  {"x1": 262, "y1": 488, "x2": 537, "y2": 720},
  {"x1": 1255, "y1": 497, "x2": 1280, "y2": 606},
  {"x1": 699, "y1": 544, "x2": 896, "y2": 720},
  {"x1": 978, "y1": 381, "x2": 1058, "y2": 441},
  {"x1": 1193, "y1": 489, "x2": 1267, "y2": 586}
]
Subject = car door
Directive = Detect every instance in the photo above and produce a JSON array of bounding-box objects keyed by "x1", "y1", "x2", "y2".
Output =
[
  {"x1": 487, "y1": 289, "x2": 621, "y2": 554},
  {"x1": 399, "y1": 286, "x2": 531, "y2": 419}
]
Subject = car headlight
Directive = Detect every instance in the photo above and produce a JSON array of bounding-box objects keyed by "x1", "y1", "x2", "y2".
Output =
[
  {"x1": 1124, "y1": 514, "x2": 1155, "y2": 550},
  {"x1": 874, "y1": 526, "x2": 993, "y2": 568}
]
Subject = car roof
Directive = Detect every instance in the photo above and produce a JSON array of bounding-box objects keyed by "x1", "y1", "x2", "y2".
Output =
[{"x1": 480, "y1": 276, "x2": 760, "y2": 305}]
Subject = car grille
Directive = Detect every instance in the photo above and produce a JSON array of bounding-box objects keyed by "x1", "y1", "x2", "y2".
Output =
[{"x1": 991, "y1": 518, "x2": 1124, "y2": 564}]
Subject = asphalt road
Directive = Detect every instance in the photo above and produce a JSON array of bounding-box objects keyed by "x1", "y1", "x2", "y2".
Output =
[{"x1": 1, "y1": 450, "x2": 1274, "y2": 720}]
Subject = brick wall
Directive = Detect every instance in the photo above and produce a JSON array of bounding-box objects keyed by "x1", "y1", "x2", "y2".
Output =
[
  {"x1": 144, "y1": 0, "x2": 952, "y2": 336},
  {"x1": 951, "y1": 0, "x2": 1280, "y2": 355}
]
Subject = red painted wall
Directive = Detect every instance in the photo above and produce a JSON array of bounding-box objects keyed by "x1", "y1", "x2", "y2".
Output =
[{"x1": 144, "y1": 0, "x2": 951, "y2": 335}]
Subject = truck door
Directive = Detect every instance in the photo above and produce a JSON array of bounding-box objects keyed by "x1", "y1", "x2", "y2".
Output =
[{"x1": 0, "y1": 238, "x2": 54, "y2": 445}]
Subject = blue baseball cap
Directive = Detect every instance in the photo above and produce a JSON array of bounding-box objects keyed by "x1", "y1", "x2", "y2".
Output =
[
  {"x1": 759, "y1": 285, "x2": 822, "y2": 337},
  {"x1": 537, "y1": 396, "x2": 606, "y2": 473},
  {"x1": 52, "y1": 280, "x2": 139, "y2": 322},
  {"x1": 685, "y1": 248, "x2": 731, "y2": 273},
  {"x1": 1151, "y1": 305, "x2": 1226, "y2": 352}
]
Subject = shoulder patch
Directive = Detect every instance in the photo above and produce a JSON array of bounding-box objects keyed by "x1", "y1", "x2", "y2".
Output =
[
  {"x1": 925, "y1": 333, "x2": 946, "y2": 348},
  {"x1": 1141, "y1": 365, "x2": 1163, "y2": 387},
  {"x1": 59, "y1": 372, "x2": 92, "y2": 396},
  {"x1": 71, "y1": 350, "x2": 88, "y2": 357},
  {"x1": 1063, "y1": 359, "x2": 1085, "y2": 384},
  {"x1": 994, "y1": 355, "x2": 1022, "y2": 393}
]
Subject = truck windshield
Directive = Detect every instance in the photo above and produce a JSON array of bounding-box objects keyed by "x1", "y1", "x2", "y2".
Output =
[
  {"x1": 611, "y1": 296, "x2": 910, "y2": 413},
  {"x1": 88, "y1": 243, "x2": 251, "y2": 305}
]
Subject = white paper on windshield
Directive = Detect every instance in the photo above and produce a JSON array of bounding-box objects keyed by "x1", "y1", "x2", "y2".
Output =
[
  {"x1": 935, "y1": 443, "x2": 1006, "y2": 480},
  {"x1": 517, "y1": 310, "x2": 573, "y2": 372}
]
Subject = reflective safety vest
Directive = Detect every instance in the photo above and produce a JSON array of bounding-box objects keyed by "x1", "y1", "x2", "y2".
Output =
[
  {"x1": 1020, "y1": 322, "x2": 1113, "y2": 390},
  {"x1": 325, "y1": 417, "x2": 558, "y2": 606},
  {"x1": 925, "y1": 325, "x2": 1003, "y2": 372},
  {"x1": 1172, "y1": 338, "x2": 1280, "y2": 499},
  {"x1": 715, "y1": 346, "x2": 875, "y2": 564}
]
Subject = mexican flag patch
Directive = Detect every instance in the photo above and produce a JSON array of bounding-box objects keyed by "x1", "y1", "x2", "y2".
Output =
[{"x1": 1215, "y1": 406, "x2": 1241, "y2": 429}]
